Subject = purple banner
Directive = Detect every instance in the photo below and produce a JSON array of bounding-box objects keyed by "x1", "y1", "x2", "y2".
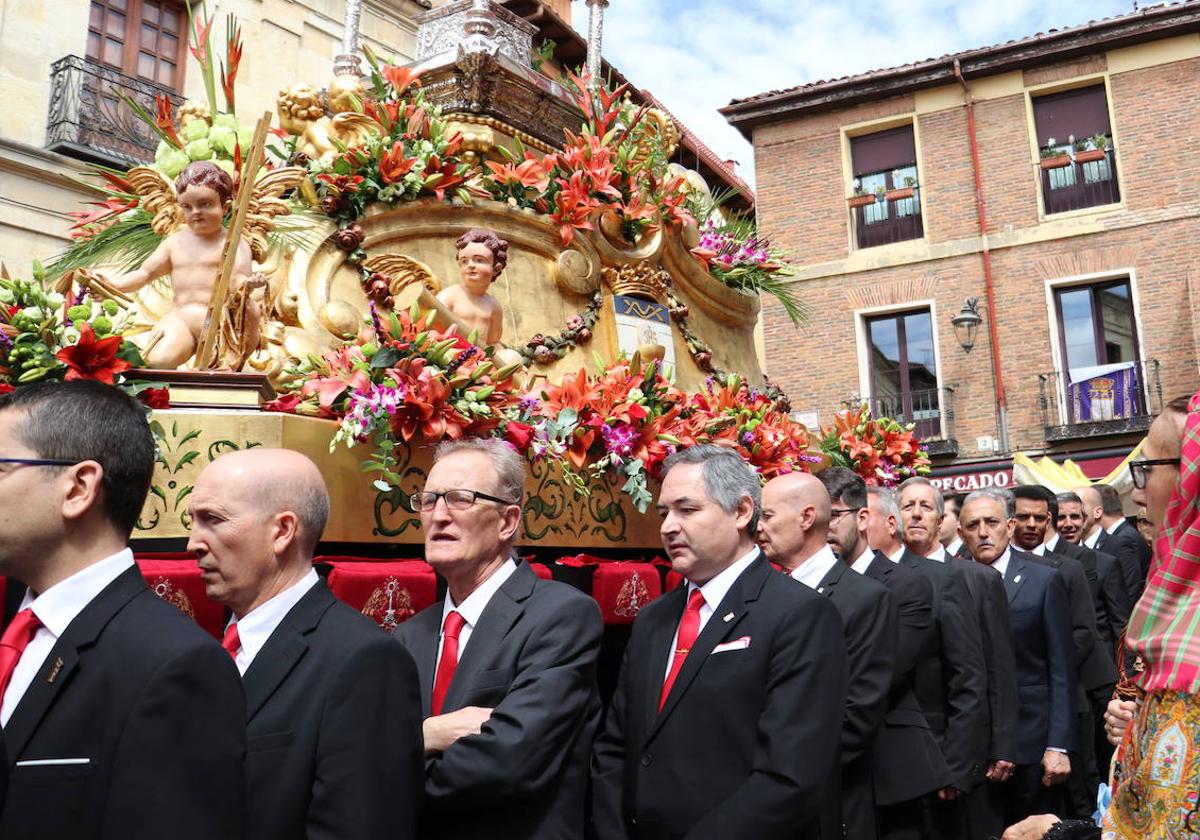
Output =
[{"x1": 1069, "y1": 363, "x2": 1139, "y2": 422}]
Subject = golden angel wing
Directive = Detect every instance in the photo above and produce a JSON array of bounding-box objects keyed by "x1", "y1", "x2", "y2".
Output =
[
  {"x1": 363, "y1": 254, "x2": 442, "y2": 295},
  {"x1": 126, "y1": 166, "x2": 185, "y2": 237},
  {"x1": 330, "y1": 112, "x2": 383, "y2": 148},
  {"x1": 242, "y1": 166, "x2": 307, "y2": 262}
]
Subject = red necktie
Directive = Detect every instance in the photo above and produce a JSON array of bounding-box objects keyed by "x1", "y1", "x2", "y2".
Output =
[
  {"x1": 431, "y1": 611, "x2": 466, "y2": 716},
  {"x1": 0, "y1": 609, "x2": 43, "y2": 706},
  {"x1": 221, "y1": 623, "x2": 241, "y2": 660},
  {"x1": 660, "y1": 588, "x2": 706, "y2": 711}
]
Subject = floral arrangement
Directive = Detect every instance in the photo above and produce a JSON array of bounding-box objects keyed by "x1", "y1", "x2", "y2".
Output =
[
  {"x1": 307, "y1": 59, "x2": 474, "y2": 231},
  {"x1": 0, "y1": 269, "x2": 166, "y2": 405},
  {"x1": 518, "y1": 359, "x2": 687, "y2": 512},
  {"x1": 819, "y1": 403, "x2": 931, "y2": 487},
  {"x1": 264, "y1": 305, "x2": 523, "y2": 491},
  {"x1": 480, "y1": 72, "x2": 694, "y2": 246},
  {"x1": 690, "y1": 218, "x2": 804, "y2": 326}
]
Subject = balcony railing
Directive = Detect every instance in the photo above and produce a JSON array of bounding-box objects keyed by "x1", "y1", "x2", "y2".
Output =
[
  {"x1": 1040, "y1": 145, "x2": 1121, "y2": 215},
  {"x1": 46, "y1": 55, "x2": 183, "y2": 166},
  {"x1": 850, "y1": 187, "x2": 924, "y2": 249},
  {"x1": 1038, "y1": 359, "x2": 1160, "y2": 443},
  {"x1": 865, "y1": 386, "x2": 957, "y2": 456}
]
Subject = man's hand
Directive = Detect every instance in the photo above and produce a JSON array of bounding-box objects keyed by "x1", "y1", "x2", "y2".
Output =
[
  {"x1": 936, "y1": 786, "x2": 962, "y2": 800},
  {"x1": 1104, "y1": 697, "x2": 1138, "y2": 747},
  {"x1": 422, "y1": 706, "x2": 493, "y2": 755},
  {"x1": 1041, "y1": 750, "x2": 1070, "y2": 786},
  {"x1": 986, "y1": 759, "x2": 1015, "y2": 782},
  {"x1": 1001, "y1": 814, "x2": 1060, "y2": 840}
]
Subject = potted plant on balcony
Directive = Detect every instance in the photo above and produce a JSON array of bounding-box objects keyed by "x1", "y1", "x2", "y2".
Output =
[
  {"x1": 847, "y1": 178, "x2": 875, "y2": 208},
  {"x1": 1074, "y1": 134, "x2": 1109, "y2": 164},
  {"x1": 1040, "y1": 137, "x2": 1072, "y2": 170},
  {"x1": 885, "y1": 173, "x2": 916, "y2": 202}
]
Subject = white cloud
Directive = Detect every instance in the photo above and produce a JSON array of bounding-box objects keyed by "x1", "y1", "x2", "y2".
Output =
[{"x1": 571, "y1": 0, "x2": 1132, "y2": 188}]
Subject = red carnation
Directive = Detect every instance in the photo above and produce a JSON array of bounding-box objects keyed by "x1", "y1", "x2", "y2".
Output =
[
  {"x1": 55, "y1": 324, "x2": 131, "y2": 385},
  {"x1": 139, "y1": 387, "x2": 170, "y2": 409}
]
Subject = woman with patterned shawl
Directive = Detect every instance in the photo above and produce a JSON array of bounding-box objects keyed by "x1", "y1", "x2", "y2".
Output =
[{"x1": 1102, "y1": 392, "x2": 1199, "y2": 839}]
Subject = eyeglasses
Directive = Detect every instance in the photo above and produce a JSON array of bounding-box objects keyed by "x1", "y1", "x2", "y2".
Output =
[
  {"x1": 0, "y1": 457, "x2": 80, "y2": 468},
  {"x1": 829, "y1": 507, "x2": 862, "y2": 523},
  {"x1": 409, "y1": 489, "x2": 518, "y2": 512},
  {"x1": 1129, "y1": 458, "x2": 1182, "y2": 490}
]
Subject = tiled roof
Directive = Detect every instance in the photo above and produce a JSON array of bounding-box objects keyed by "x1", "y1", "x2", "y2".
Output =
[{"x1": 722, "y1": 0, "x2": 1200, "y2": 121}]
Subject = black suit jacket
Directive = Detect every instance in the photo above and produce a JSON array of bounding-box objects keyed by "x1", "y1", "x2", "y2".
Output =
[
  {"x1": 1051, "y1": 539, "x2": 1132, "y2": 664},
  {"x1": 813, "y1": 560, "x2": 896, "y2": 840},
  {"x1": 1027, "y1": 550, "x2": 1111, "y2": 703},
  {"x1": 0, "y1": 565, "x2": 246, "y2": 839},
  {"x1": 952, "y1": 555, "x2": 1018, "y2": 767},
  {"x1": 1097, "y1": 520, "x2": 1152, "y2": 603},
  {"x1": 243, "y1": 579, "x2": 423, "y2": 840},
  {"x1": 862, "y1": 554, "x2": 950, "y2": 805},
  {"x1": 898, "y1": 549, "x2": 989, "y2": 791},
  {"x1": 591, "y1": 554, "x2": 846, "y2": 840},
  {"x1": 396, "y1": 561, "x2": 602, "y2": 840},
  {"x1": 1000, "y1": 550, "x2": 1078, "y2": 764}
]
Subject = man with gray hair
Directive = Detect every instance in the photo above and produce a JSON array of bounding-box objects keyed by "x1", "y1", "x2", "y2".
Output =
[
  {"x1": 395, "y1": 437, "x2": 603, "y2": 840},
  {"x1": 959, "y1": 488, "x2": 1076, "y2": 825},
  {"x1": 189, "y1": 448, "x2": 424, "y2": 840},
  {"x1": 592, "y1": 445, "x2": 846, "y2": 839},
  {"x1": 873, "y1": 484, "x2": 987, "y2": 840}
]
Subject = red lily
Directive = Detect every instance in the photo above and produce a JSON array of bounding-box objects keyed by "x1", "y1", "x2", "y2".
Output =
[
  {"x1": 55, "y1": 324, "x2": 131, "y2": 385},
  {"x1": 485, "y1": 154, "x2": 552, "y2": 191},
  {"x1": 550, "y1": 172, "x2": 603, "y2": 245},
  {"x1": 316, "y1": 173, "x2": 366, "y2": 194},
  {"x1": 379, "y1": 141, "x2": 417, "y2": 185}
]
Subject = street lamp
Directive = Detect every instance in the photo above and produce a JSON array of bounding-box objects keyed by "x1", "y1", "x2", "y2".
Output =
[{"x1": 951, "y1": 298, "x2": 983, "y2": 353}]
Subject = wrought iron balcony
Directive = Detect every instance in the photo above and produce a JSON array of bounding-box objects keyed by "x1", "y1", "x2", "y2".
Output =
[
  {"x1": 1038, "y1": 359, "x2": 1160, "y2": 443},
  {"x1": 1040, "y1": 144, "x2": 1121, "y2": 215},
  {"x1": 46, "y1": 55, "x2": 183, "y2": 166},
  {"x1": 865, "y1": 386, "x2": 957, "y2": 457},
  {"x1": 850, "y1": 186, "x2": 924, "y2": 250}
]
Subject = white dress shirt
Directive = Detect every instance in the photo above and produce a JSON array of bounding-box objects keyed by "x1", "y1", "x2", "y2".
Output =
[
  {"x1": 1106, "y1": 519, "x2": 1123, "y2": 535},
  {"x1": 665, "y1": 547, "x2": 759, "y2": 680},
  {"x1": 1044, "y1": 534, "x2": 1062, "y2": 554},
  {"x1": 790, "y1": 544, "x2": 841, "y2": 591},
  {"x1": 1032, "y1": 544, "x2": 1046, "y2": 557},
  {"x1": 436, "y1": 558, "x2": 517, "y2": 665},
  {"x1": 886, "y1": 545, "x2": 905, "y2": 564},
  {"x1": 927, "y1": 544, "x2": 948, "y2": 562},
  {"x1": 849, "y1": 546, "x2": 875, "y2": 575},
  {"x1": 945, "y1": 537, "x2": 964, "y2": 557},
  {"x1": 1083, "y1": 529, "x2": 1101, "y2": 549},
  {"x1": 2, "y1": 548, "x2": 135, "y2": 726},
  {"x1": 227, "y1": 568, "x2": 319, "y2": 676},
  {"x1": 990, "y1": 547, "x2": 1013, "y2": 579}
]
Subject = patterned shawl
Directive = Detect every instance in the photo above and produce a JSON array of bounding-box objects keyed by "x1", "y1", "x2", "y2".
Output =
[{"x1": 1128, "y1": 390, "x2": 1200, "y2": 693}]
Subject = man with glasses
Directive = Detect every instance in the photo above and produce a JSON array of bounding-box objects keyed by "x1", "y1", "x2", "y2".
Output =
[
  {"x1": 395, "y1": 437, "x2": 602, "y2": 840},
  {"x1": 0, "y1": 381, "x2": 246, "y2": 839},
  {"x1": 188, "y1": 448, "x2": 424, "y2": 840}
]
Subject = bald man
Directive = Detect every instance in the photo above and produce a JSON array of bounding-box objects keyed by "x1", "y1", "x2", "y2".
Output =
[
  {"x1": 189, "y1": 449, "x2": 424, "y2": 840},
  {"x1": 759, "y1": 473, "x2": 897, "y2": 840}
]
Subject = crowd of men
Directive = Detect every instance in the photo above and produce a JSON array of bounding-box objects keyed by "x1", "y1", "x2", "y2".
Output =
[{"x1": 0, "y1": 380, "x2": 1153, "y2": 840}]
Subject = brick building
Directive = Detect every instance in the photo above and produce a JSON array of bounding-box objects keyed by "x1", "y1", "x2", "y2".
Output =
[{"x1": 722, "y1": 2, "x2": 1200, "y2": 491}]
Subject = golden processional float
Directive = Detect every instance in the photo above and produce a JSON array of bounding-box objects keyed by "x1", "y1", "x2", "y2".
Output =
[{"x1": 1, "y1": 0, "x2": 932, "y2": 555}]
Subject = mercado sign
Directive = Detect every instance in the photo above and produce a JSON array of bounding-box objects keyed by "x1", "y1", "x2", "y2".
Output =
[{"x1": 928, "y1": 465, "x2": 1014, "y2": 494}]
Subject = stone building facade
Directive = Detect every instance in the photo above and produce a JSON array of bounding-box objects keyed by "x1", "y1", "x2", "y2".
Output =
[{"x1": 723, "y1": 4, "x2": 1200, "y2": 486}]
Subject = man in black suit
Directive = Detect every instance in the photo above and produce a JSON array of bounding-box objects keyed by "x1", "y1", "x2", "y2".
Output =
[
  {"x1": 0, "y1": 381, "x2": 245, "y2": 839},
  {"x1": 899, "y1": 476, "x2": 1018, "y2": 840},
  {"x1": 867, "y1": 486, "x2": 988, "y2": 840},
  {"x1": 396, "y1": 438, "x2": 602, "y2": 840},
  {"x1": 820, "y1": 468, "x2": 949, "y2": 840},
  {"x1": 940, "y1": 493, "x2": 967, "y2": 560},
  {"x1": 960, "y1": 489, "x2": 1076, "y2": 824},
  {"x1": 189, "y1": 447, "x2": 424, "y2": 840},
  {"x1": 1011, "y1": 485, "x2": 1111, "y2": 821},
  {"x1": 759, "y1": 472, "x2": 896, "y2": 840},
  {"x1": 593, "y1": 446, "x2": 846, "y2": 839},
  {"x1": 1092, "y1": 482, "x2": 1152, "y2": 603}
]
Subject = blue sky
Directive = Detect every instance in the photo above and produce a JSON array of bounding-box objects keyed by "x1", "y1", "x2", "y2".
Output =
[{"x1": 573, "y1": 0, "x2": 1137, "y2": 186}]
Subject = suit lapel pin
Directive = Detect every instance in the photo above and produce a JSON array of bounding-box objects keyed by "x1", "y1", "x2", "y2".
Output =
[
  {"x1": 1014, "y1": 574, "x2": 1022, "y2": 584},
  {"x1": 817, "y1": 586, "x2": 825, "y2": 594},
  {"x1": 723, "y1": 612, "x2": 734, "y2": 623},
  {"x1": 47, "y1": 657, "x2": 64, "y2": 684}
]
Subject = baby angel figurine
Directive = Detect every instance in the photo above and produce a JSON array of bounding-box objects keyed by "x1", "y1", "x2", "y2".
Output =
[
  {"x1": 436, "y1": 228, "x2": 507, "y2": 346},
  {"x1": 109, "y1": 161, "x2": 261, "y2": 368}
]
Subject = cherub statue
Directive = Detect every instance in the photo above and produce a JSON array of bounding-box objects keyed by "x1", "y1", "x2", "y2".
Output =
[
  {"x1": 436, "y1": 228, "x2": 507, "y2": 345},
  {"x1": 76, "y1": 161, "x2": 304, "y2": 370},
  {"x1": 276, "y1": 81, "x2": 381, "y2": 163}
]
